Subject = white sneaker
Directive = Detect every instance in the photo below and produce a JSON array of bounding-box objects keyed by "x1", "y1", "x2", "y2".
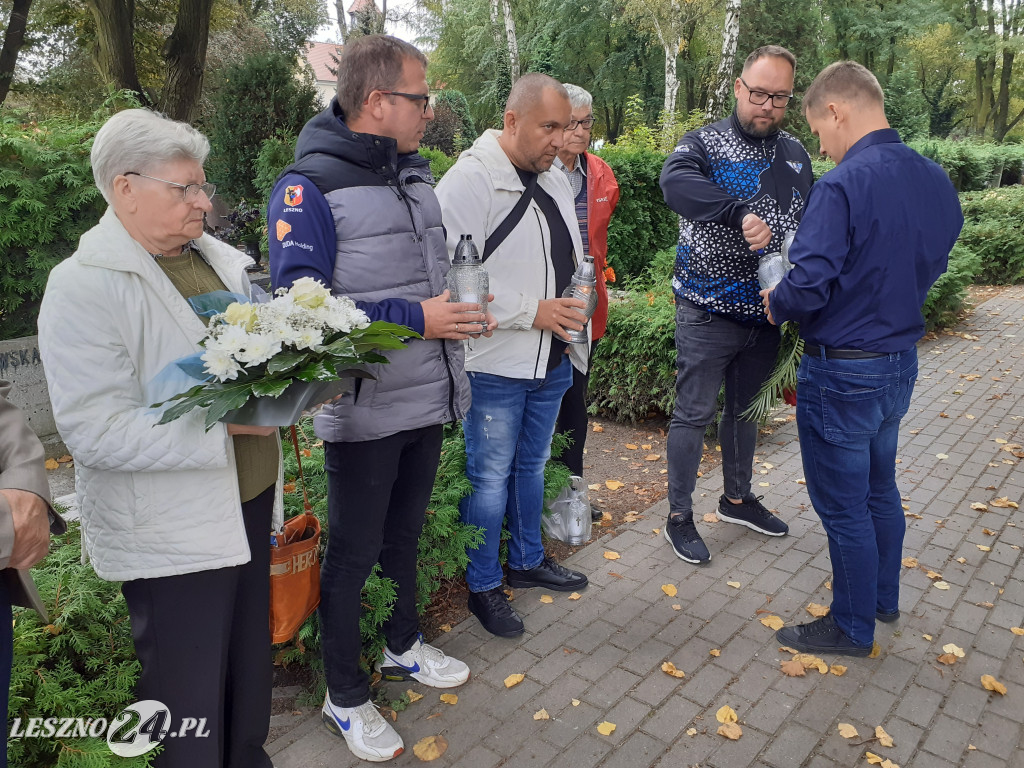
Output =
[
  {"x1": 376, "y1": 633, "x2": 470, "y2": 688},
  {"x1": 322, "y1": 698, "x2": 404, "y2": 762}
]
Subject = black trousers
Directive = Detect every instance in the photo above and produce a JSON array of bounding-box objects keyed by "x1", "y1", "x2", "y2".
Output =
[
  {"x1": 121, "y1": 484, "x2": 274, "y2": 768},
  {"x1": 319, "y1": 425, "x2": 443, "y2": 707},
  {"x1": 554, "y1": 338, "x2": 600, "y2": 476}
]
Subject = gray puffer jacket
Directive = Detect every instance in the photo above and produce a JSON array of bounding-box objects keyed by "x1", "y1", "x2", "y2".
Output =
[{"x1": 282, "y1": 100, "x2": 471, "y2": 443}]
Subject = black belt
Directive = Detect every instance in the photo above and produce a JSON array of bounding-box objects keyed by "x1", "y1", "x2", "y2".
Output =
[{"x1": 803, "y1": 343, "x2": 887, "y2": 360}]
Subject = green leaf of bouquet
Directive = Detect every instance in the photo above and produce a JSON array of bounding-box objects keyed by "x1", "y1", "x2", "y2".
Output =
[
  {"x1": 204, "y1": 385, "x2": 256, "y2": 430},
  {"x1": 360, "y1": 321, "x2": 420, "y2": 339},
  {"x1": 250, "y1": 378, "x2": 293, "y2": 398},
  {"x1": 321, "y1": 337, "x2": 357, "y2": 357},
  {"x1": 266, "y1": 350, "x2": 308, "y2": 375},
  {"x1": 293, "y1": 361, "x2": 336, "y2": 382}
]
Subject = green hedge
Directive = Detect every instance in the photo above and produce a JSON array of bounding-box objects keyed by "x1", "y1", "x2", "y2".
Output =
[
  {"x1": 595, "y1": 144, "x2": 678, "y2": 282},
  {"x1": 0, "y1": 112, "x2": 106, "y2": 341},
  {"x1": 912, "y1": 139, "x2": 1024, "y2": 192},
  {"x1": 957, "y1": 186, "x2": 1024, "y2": 284}
]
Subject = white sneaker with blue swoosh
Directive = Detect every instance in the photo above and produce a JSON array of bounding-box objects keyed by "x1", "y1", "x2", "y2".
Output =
[
  {"x1": 322, "y1": 698, "x2": 403, "y2": 762},
  {"x1": 375, "y1": 633, "x2": 470, "y2": 688}
]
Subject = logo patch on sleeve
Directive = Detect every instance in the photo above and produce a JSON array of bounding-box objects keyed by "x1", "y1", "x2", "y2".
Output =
[
  {"x1": 786, "y1": 161, "x2": 804, "y2": 173},
  {"x1": 284, "y1": 185, "x2": 304, "y2": 206},
  {"x1": 276, "y1": 219, "x2": 292, "y2": 241}
]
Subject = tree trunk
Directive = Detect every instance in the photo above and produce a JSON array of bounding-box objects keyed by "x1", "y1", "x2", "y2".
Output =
[
  {"x1": 662, "y1": 40, "x2": 679, "y2": 115},
  {"x1": 501, "y1": 0, "x2": 519, "y2": 84},
  {"x1": 0, "y1": 0, "x2": 33, "y2": 106},
  {"x1": 335, "y1": 0, "x2": 349, "y2": 41},
  {"x1": 158, "y1": 0, "x2": 214, "y2": 122},
  {"x1": 705, "y1": 0, "x2": 740, "y2": 121},
  {"x1": 87, "y1": 0, "x2": 147, "y2": 101}
]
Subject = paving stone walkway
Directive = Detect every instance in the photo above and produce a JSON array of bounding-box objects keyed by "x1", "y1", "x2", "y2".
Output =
[{"x1": 270, "y1": 288, "x2": 1024, "y2": 768}]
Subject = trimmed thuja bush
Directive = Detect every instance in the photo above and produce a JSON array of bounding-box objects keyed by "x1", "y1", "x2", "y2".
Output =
[{"x1": 957, "y1": 186, "x2": 1024, "y2": 284}]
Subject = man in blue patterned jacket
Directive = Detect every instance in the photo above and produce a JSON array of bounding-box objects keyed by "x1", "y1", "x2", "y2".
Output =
[
  {"x1": 659, "y1": 45, "x2": 813, "y2": 565},
  {"x1": 268, "y1": 35, "x2": 492, "y2": 763}
]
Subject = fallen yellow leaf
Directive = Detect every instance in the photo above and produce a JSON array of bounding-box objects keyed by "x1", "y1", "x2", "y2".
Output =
[
  {"x1": 727, "y1": 581, "x2": 742, "y2": 589},
  {"x1": 539, "y1": 595, "x2": 554, "y2": 604},
  {"x1": 936, "y1": 453, "x2": 949, "y2": 459},
  {"x1": 981, "y1": 674, "x2": 1007, "y2": 694},
  {"x1": 838, "y1": 723, "x2": 859, "y2": 739},
  {"x1": 869, "y1": 642, "x2": 881, "y2": 659},
  {"x1": 990, "y1": 497, "x2": 1019, "y2": 509},
  {"x1": 533, "y1": 708, "x2": 550, "y2": 720},
  {"x1": 672, "y1": 604, "x2": 681, "y2": 610},
  {"x1": 806, "y1": 603, "x2": 830, "y2": 618},
  {"x1": 503, "y1": 673, "x2": 524, "y2": 688},
  {"x1": 977, "y1": 545, "x2": 992, "y2": 552},
  {"x1": 715, "y1": 705, "x2": 738, "y2": 723},
  {"x1": 923, "y1": 634, "x2": 933, "y2": 641},
  {"x1": 702, "y1": 512, "x2": 719, "y2": 523},
  {"x1": 901, "y1": 557, "x2": 918, "y2": 568},
  {"x1": 592, "y1": 424, "x2": 604, "y2": 432},
  {"x1": 641, "y1": 444, "x2": 652, "y2": 450},
  {"x1": 717, "y1": 723, "x2": 743, "y2": 740},
  {"x1": 406, "y1": 690, "x2": 423, "y2": 703},
  {"x1": 865, "y1": 752, "x2": 883, "y2": 766},
  {"x1": 1010, "y1": 627, "x2": 1024, "y2": 636},
  {"x1": 709, "y1": 649, "x2": 721, "y2": 657},
  {"x1": 830, "y1": 664, "x2": 847, "y2": 676},
  {"x1": 661, "y1": 583, "x2": 678, "y2": 597},
  {"x1": 439, "y1": 624, "x2": 451, "y2": 633},
  {"x1": 925, "y1": 570, "x2": 943, "y2": 580},
  {"x1": 568, "y1": 592, "x2": 581, "y2": 600},
  {"x1": 645, "y1": 454, "x2": 661, "y2": 461},
  {"x1": 875, "y1": 726, "x2": 894, "y2": 747},
  {"x1": 971, "y1": 502, "x2": 989, "y2": 511},
  {"x1": 686, "y1": 727, "x2": 697, "y2": 736},
  {"x1": 44, "y1": 458, "x2": 59, "y2": 470},
  {"x1": 780, "y1": 659, "x2": 806, "y2": 677},
  {"x1": 596, "y1": 721, "x2": 616, "y2": 736},
  {"x1": 588, "y1": 483, "x2": 601, "y2": 491},
  {"x1": 605, "y1": 480, "x2": 625, "y2": 490},
  {"x1": 412, "y1": 734, "x2": 449, "y2": 761},
  {"x1": 942, "y1": 643, "x2": 966, "y2": 658},
  {"x1": 933, "y1": 581, "x2": 950, "y2": 590},
  {"x1": 760, "y1": 615, "x2": 785, "y2": 630},
  {"x1": 571, "y1": 698, "x2": 580, "y2": 706},
  {"x1": 937, "y1": 653, "x2": 958, "y2": 665},
  {"x1": 661, "y1": 661, "x2": 685, "y2": 678},
  {"x1": 603, "y1": 550, "x2": 621, "y2": 560},
  {"x1": 439, "y1": 693, "x2": 458, "y2": 705}
]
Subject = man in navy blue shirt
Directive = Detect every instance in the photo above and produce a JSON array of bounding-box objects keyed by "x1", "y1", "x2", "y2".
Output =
[{"x1": 763, "y1": 61, "x2": 963, "y2": 656}]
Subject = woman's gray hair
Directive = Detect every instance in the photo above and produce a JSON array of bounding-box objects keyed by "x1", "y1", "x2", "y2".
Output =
[
  {"x1": 562, "y1": 84, "x2": 593, "y2": 112},
  {"x1": 91, "y1": 109, "x2": 210, "y2": 203}
]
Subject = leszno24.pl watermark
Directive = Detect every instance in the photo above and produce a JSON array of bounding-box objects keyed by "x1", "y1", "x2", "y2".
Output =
[{"x1": 10, "y1": 700, "x2": 208, "y2": 757}]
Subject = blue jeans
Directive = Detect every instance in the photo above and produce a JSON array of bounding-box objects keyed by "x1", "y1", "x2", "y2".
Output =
[
  {"x1": 460, "y1": 356, "x2": 573, "y2": 592},
  {"x1": 668, "y1": 300, "x2": 780, "y2": 518},
  {"x1": 796, "y1": 347, "x2": 918, "y2": 646}
]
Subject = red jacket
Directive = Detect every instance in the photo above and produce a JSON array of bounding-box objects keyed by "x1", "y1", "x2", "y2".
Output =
[{"x1": 584, "y1": 152, "x2": 620, "y2": 339}]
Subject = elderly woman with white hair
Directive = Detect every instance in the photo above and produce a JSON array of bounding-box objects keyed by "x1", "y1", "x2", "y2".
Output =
[{"x1": 37, "y1": 109, "x2": 279, "y2": 768}]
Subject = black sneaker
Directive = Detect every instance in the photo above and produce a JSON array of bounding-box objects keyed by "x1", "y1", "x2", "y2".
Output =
[
  {"x1": 506, "y1": 557, "x2": 588, "y2": 591},
  {"x1": 775, "y1": 614, "x2": 873, "y2": 657},
  {"x1": 876, "y1": 608, "x2": 900, "y2": 623},
  {"x1": 468, "y1": 588, "x2": 524, "y2": 638},
  {"x1": 590, "y1": 502, "x2": 603, "y2": 522},
  {"x1": 717, "y1": 494, "x2": 789, "y2": 536},
  {"x1": 663, "y1": 515, "x2": 711, "y2": 564}
]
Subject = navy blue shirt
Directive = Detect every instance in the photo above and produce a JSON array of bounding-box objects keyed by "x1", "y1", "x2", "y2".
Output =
[
  {"x1": 770, "y1": 129, "x2": 963, "y2": 353},
  {"x1": 267, "y1": 171, "x2": 426, "y2": 335}
]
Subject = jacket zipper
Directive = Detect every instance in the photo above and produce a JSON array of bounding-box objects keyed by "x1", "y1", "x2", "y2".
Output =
[
  {"x1": 533, "y1": 207, "x2": 548, "y2": 378},
  {"x1": 399, "y1": 176, "x2": 457, "y2": 421}
]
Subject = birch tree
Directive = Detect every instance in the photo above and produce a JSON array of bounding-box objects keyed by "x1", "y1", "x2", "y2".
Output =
[{"x1": 705, "y1": 0, "x2": 740, "y2": 120}]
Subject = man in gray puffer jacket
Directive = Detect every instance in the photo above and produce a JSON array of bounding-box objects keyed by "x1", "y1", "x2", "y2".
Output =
[{"x1": 268, "y1": 35, "x2": 493, "y2": 763}]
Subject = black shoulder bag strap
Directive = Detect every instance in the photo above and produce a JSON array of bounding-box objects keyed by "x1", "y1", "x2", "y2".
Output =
[{"x1": 482, "y1": 173, "x2": 539, "y2": 263}]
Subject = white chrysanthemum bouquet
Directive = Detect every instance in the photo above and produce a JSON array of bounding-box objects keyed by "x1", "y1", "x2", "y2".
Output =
[{"x1": 155, "y1": 277, "x2": 418, "y2": 429}]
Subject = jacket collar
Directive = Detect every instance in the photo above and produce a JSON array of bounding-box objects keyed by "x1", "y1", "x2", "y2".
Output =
[
  {"x1": 295, "y1": 98, "x2": 431, "y2": 180},
  {"x1": 464, "y1": 130, "x2": 569, "y2": 195}
]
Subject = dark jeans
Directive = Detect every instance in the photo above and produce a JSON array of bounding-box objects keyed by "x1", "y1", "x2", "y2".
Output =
[
  {"x1": 319, "y1": 425, "x2": 443, "y2": 707},
  {"x1": 667, "y1": 301, "x2": 780, "y2": 519},
  {"x1": 554, "y1": 339, "x2": 600, "y2": 477},
  {"x1": 797, "y1": 347, "x2": 918, "y2": 646},
  {"x1": 121, "y1": 484, "x2": 274, "y2": 768}
]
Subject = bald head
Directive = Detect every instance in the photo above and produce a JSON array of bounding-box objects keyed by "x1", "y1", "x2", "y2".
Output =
[{"x1": 498, "y1": 73, "x2": 571, "y2": 174}]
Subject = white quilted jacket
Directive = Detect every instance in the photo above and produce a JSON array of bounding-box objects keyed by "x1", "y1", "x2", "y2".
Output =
[{"x1": 38, "y1": 208, "x2": 282, "y2": 581}]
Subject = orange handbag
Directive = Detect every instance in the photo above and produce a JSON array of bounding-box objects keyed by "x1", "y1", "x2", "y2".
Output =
[{"x1": 269, "y1": 427, "x2": 322, "y2": 644}]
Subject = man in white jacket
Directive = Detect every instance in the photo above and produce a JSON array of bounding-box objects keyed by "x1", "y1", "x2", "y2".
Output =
[{"x1": 436, "y1": 73, "x2": 590, "y2": 638}]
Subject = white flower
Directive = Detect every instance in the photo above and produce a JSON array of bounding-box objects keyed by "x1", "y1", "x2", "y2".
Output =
[
  {"x1": 235, "y1": 333, "x2": 283, "y2": 366},
  {"x1": 202, "y1": 348, "x2": 243, "y2": 381},
  {"x1": 289, "y1": 277, "x2": 332, "y2": 309},
  {"x1": 206, "y1": 324, "x2": 249, "y2": 357}
]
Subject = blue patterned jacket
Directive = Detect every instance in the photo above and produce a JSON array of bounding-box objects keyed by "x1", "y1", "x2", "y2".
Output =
[{"x1": 660, "y1": 112, "x2": 813, "y2": 323}]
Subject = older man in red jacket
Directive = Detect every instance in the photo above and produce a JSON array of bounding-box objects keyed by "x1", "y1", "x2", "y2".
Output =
[{"x1": 553, "y1": 83, "x2": 620, "y2": 519}]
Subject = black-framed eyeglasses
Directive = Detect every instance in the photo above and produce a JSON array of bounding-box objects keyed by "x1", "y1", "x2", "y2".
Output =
[
  {"x1": 566, "y1": 116, "x2": 596, "y2": 131},
  {"x1": 379, "y1": 90, "x2": 432, "y2": 115},
  {"x1": 739, "y1": 77, "x2": 793, "y2": 108},
  {"x1": 124, "y1": 172, "x2": 216, "y2": 202}
]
